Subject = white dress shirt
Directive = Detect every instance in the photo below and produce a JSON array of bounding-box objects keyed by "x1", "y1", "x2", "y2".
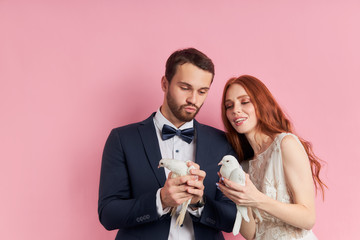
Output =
[{"x1": 153, "y1": 109, "x2": 203, "y2": 240}]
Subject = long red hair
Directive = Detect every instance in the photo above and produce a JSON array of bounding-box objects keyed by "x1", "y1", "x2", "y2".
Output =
[{"x1": 221, "y1": 75, "x2": 326, "y2": 199}]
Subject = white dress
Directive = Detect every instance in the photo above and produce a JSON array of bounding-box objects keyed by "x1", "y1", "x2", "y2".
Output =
[{"x1": 249, "y1": 133, "x2": 317, "y2": 240}]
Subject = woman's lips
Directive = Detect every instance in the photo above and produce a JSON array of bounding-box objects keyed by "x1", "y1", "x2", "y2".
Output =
[{"x1": 234, "y1": 117, "x2": 247, "y2": 126}]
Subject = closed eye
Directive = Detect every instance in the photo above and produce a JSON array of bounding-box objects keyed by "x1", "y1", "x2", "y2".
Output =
[
  {"x1": 198, "y1": 88, "x2": 209, "y2": 95},
  {"x1": 225, "y1": 104, "x2": 233, "y2": 110}
]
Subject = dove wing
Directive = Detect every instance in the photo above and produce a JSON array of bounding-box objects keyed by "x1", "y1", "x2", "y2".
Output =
[{"x1": 229, "y1": 167, "x2": 246, "y2": 186}]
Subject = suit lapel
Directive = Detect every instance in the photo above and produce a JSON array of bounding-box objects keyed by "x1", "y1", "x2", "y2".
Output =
[
  {"x1": 138, "y1": 113, "x2": 166, "y2": 187},
  {"x1": 194, "y1": 120, "x2": 207, "y2": 168}
]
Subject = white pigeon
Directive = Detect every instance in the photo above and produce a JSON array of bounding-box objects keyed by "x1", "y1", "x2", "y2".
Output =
[
  {"x1": 158, "y1": 158, "x2": 196, "y2": 226},
  {"x1": 219, "y1": 155, "x2": 263, "y2": 236}
]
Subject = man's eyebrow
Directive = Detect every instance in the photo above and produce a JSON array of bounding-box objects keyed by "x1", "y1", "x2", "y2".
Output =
[
  {"x1": 178, "y1": 82, "x2": 192, "y2": 87},
  {"x1": 199, "y1": 87, "x2": 210, "y2": 91},
  {"x1": 177, "y1": 82, "x2": 210, "y2": 90}
]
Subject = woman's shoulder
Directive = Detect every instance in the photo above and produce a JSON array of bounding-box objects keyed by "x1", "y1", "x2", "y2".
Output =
[
  {"x1": 272, "y1": 133, "x2": 300, "y2": 148},
  {"x1": 270, "y1": 133, "x2": 305, "y2": 158},
  {"x1": 278, "y1": 133, "x2": 302, "y2": 149},
  {"x1": 278, "y1": 133, "x2": 308, "y2": 165}
]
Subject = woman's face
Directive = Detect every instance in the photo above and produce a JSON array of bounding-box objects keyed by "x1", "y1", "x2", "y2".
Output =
[{"x1": 225, "y1": 83, "x2": 258, "y2": 136}]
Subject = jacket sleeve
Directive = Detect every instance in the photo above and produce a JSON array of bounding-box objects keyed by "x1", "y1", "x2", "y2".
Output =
[
  {"x1": 195, "y1": 189, "x2": 237, "y2": 232},
  {"x1": 98, "y1": 129, "x2": 164, "y2": 230},
  {"x1": 190, "y1": 147, "x2": 238, "y2": 233}
]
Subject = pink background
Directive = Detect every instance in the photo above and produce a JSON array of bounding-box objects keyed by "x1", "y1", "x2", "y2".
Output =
[{"x1": 1, "y1": 1, "x2": 359, "y2": 239}]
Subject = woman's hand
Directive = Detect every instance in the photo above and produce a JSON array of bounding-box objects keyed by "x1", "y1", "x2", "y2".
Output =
[
  {"x1": 217, "y1": 173, "x2": 258, "y2": 239},
  {"x1": 218, "y1": 174, "x2": 265, "y2": 208}
]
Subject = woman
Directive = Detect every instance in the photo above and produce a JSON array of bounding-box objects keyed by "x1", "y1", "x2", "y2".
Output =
[{"x1": 217, "y1": 75, "x2": 326, "y2": 240}]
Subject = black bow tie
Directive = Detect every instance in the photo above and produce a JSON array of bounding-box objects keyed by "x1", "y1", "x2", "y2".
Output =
[{"x1": 161, "y1": 124, "x2": 194, "y2": 144}]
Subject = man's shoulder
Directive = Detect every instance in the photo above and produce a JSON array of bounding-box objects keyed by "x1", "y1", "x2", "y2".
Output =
[
  {"x1": 112, "y1": 113, "x2": 155, "y2": 132},
  {"x1": 113, "y1": 121, "x2": 141, "y2": 132},
  {"x1": 195, "y1": 121, "x2": 235, "y2": 157},
  {"x1": 195, "y1": 121, "x2": 227, "y2": 140},
  {"x1": 196, "y1": 122, "x2": 225, "y2": 134}
]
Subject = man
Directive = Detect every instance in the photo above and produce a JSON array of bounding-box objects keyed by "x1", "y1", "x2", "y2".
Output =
[{"x1": 98, "y1": 48, "x2": 236, "y2": 240}]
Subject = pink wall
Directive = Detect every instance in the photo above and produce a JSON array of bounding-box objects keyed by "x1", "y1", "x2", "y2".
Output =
[{"x1": 1, "y1": 1, "x2": 359, "y2": 239}]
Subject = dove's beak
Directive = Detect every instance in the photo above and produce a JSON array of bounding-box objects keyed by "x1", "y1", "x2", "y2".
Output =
[{"x1": 218, "y1": 161, "x2": 222, "y2": 166}]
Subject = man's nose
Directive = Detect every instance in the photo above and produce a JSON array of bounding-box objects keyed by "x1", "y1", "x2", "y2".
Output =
[{"x1": 187, "y1": 92, "x2": 197, "y2": 104}]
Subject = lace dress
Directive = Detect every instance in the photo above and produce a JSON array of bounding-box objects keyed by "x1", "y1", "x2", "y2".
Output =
[{"x1": 249, "y1": 133, "x2": 317, "y2": 240}]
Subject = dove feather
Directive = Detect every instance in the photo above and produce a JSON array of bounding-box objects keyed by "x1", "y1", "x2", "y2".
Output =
[
  {"x1": 219, "y1": 155, "x2": 262, "y2": 236},
  {"x1": 158, "y1": 158, "x2": 194, "y2": 226}
]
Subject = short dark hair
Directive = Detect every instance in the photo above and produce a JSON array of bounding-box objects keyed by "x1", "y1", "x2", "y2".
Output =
[{"x1": 165, "y1": 48, "x2": 215, "y2": 83}]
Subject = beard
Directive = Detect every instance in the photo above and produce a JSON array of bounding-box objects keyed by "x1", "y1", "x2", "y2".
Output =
[{"x1": 166, "y1": 91, "x2": 202, "y2": 122}]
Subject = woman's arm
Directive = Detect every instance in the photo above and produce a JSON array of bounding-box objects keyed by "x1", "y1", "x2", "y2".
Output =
[
  {"x1": 240, "y1": 207, "x2": 256, "y2": 240},
  {"x1": 219, "y1": 134, "x2": 316, "y2": 231},
  {"x1": 270, "y1": 134, "x2": 316, "y2": 229}
]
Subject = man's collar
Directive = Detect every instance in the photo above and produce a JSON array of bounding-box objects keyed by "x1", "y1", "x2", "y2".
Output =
[{"x1": 153, "y1": 108, "x2": 194, "y2": 130}]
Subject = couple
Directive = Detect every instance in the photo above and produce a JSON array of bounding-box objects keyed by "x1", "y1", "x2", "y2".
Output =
[{"x1": 98, "y1": 48, "x2": 326, "y2": 240}]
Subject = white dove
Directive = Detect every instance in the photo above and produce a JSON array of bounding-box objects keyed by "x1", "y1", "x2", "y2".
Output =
[
  {"x1": 158, "y1": 158, "x2": 196, "y2": 226},
  {"x1": 219, "y1": 155, "x2": 263, "y2": 236}
]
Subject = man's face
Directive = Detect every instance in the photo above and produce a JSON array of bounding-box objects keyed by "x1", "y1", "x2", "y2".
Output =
[{"x1": 161, "y1": 63, "x2": 213, "y2": 127}]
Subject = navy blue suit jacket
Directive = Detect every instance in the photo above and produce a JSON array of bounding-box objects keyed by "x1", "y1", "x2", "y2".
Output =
[{"x1": 98, "y1": 113, "x2": 237, "y2": 240}]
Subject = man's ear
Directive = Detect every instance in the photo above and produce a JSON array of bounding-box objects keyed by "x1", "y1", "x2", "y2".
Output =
[{"x1": 161, "y1": 76, "x2": 168, "y2": 92}]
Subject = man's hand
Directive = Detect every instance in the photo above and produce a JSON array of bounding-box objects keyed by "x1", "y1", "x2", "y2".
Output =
[
  {"x1": 160, "y1": 172, "x2": 193, "y2": 209},
  {"x1": 185, "y1": 162, "x2": 206, "y2": 205}
]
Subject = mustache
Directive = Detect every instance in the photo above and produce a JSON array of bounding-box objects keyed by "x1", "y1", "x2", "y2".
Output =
[{"x1": 179, "y1": 104, "x2": 199, "y2": 111}]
